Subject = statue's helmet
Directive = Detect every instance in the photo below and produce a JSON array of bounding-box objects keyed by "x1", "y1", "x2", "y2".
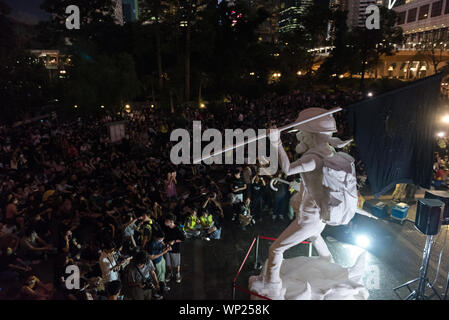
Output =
[{"x1": 294, "y1": 107, "x2": 337, "y2": 134}]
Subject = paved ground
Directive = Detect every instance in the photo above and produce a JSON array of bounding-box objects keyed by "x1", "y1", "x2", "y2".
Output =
[{"x1": 167, "y1": 187, "x2": 449, "y2": 300}]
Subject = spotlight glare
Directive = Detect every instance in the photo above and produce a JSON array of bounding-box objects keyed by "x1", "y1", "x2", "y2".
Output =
[
  {"x1": 443, "y1": 115, "x2": 449, "y2": 123},
  {"x1": 355, "y1": 235, "x2": 371, "y2": 248}
]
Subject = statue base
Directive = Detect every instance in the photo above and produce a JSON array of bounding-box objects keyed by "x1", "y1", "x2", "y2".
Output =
[{"x1": 248, "y1": 254, "x2": 369, "y2": 300}]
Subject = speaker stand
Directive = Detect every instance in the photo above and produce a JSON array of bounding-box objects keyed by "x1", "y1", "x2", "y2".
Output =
[{"x1": 393, "y1": 235, "x2": 441, "y2": 300}]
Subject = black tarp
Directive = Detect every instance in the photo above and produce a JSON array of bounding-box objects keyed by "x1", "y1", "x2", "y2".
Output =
[{"x1": 347, "y1": 74, "x2": 442, "y2": 197}]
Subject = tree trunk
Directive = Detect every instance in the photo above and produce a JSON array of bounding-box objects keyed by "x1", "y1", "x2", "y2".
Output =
[
  {"x1": 198, "y1": 77, "x2": 202, "y2": 107},
  {"x1": 170, "y1": 90, "x2": 174, "y2": 114},
  {"x1": 151, "y1": 80, "x2": 156, "y2": 106},
  {"x1": 156, "y1": 24, "x2": 164, "y2": 89},
  {"x1": 185, "y1": 23, "x2": 191, "y2": 102}
]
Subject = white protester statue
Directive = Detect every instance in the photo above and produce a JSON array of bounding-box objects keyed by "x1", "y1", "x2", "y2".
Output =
[{"x1": 249, "y1": 107, "x2": 370, "y2": 300}]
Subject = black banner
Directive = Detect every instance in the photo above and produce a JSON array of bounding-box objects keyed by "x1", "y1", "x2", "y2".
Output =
[{"x1": 347, "y1": 75, "x2": 442, "y2": 197}]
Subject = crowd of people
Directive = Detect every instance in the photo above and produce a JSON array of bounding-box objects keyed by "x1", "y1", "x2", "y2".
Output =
[{"x1": 0, "y1": 89, "x2": 367, "y2": 300}]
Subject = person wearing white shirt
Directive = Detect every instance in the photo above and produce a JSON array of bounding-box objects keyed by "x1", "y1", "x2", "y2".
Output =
[{"x1": 99, "y1": 242, "x2": 119, "y2": 284}]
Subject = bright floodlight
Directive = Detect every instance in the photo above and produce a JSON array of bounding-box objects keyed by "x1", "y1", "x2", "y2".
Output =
[
  {"x1": 355, "y1": 235, "x2": 371, "y2": 248},
  {"x1": 437, "y1": 132, "x2": 446, "y2": 137},
  {"x1": 367, "y1": 92, "x2": 373, "y2": 97},
  {"x1": 443, "y1": 115, "x2": 449, "y2": 123}
]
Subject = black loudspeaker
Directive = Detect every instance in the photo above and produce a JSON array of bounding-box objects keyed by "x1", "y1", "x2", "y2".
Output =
[
  {"x1": 415, "y1": 199, "x2": 444, "y2": 235},
  {"x1": 424, "y1": 190, "x2": 449, "y2": 225}
]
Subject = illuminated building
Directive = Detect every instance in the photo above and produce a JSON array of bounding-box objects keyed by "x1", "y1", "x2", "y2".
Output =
[{"x1": 278, "y1": 0, "x2": 313, "y2": 33}]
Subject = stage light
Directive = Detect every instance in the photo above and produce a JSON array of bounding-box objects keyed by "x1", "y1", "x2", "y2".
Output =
[
  {"x1": 437, "y1": 132, "x2": 446, "y2": 137},
  {"x1": 443, "y1": 115, "x2": 449, "y2": 123},
  {"x1": 101, "y1": 105, "x2": 105, "y2": 109},
  {"x1": 355, "y1": 235, "x2": 371, "y2": 248},
  {"x1": 200, "y1": 103, "x2": 206, "y2": 109},
  {"x1": 367, "y1": 92, "x2": 373, "y2": 97},
  {"x1": 74, "y1": 105, "x2": 78, "y2": 109}
]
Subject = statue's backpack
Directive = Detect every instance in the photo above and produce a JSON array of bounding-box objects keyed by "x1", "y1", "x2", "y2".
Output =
[{"x1": 308, "y1": 151, "x2": 358, "y2": 226}]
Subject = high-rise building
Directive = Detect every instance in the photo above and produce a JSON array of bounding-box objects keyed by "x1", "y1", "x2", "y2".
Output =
[
  {"x1": 278, "y1": 0, "x2": 313, "y2": 33},
  {"x1": 122, "y1": 0, "x2": 139, "y2": 23},
  {"x1": 345, "y1": 0, "x2": 377, "y2": 29}
]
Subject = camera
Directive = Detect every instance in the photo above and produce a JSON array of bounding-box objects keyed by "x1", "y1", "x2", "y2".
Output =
[{"x1": 143, "y1": 278, "x2": 155, "y2": 290}]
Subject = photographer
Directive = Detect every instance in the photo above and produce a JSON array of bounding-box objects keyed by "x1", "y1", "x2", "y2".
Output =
[
  {"x1": 127, "y1": 251, "x2": 161, "y2": 300},
  {"x1": 163, "y1": 213, "x2": 185, "y2": 284},
  {"x1": 148, "y1": 229, "x2": 172, "y2": 296}
]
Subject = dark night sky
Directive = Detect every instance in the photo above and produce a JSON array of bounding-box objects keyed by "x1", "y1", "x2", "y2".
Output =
[
  {"x1": 3, "y1": 0, "x2": 330, "y2": 25},
  {"x1": 4, "y1": 0, "x2": 49, "y2": 25}
]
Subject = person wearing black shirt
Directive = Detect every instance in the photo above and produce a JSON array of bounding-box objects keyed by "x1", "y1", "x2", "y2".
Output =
[
  {"x1": 272, "y1": 173, "x2": 289, "y2": 221},
  {"x1": 162, "y1": 214, "x2": 185, "y2": 284},
  {"x1": 251, "y1": 175, "x2": 266, "y2": 221},
  {"x1": 230, "y1": 169, "x2": 246, "y2": 221}
]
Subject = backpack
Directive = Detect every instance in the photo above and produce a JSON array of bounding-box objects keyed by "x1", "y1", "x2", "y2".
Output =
[{"x1": 307, "y1": 151, "x2": 358, "y2": 226}]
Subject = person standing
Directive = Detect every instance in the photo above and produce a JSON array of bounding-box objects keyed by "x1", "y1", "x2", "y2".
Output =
[
  {"x1": 164, "y1": 172, "x2": 177, "y2": 200},
  {"x1": 230, "y1": 169, "x2": 247, "y2": 221},
  {"x1": 251, "y1": 175, "x2": 266, "y2": 221},
  {"x1": 99, "y1": 241, "x2": 120, "y2": 286},
  {"x1": 272, "y1": 172, "x2": 288, "y2": 221},
  {"x1": 242, "y1": 165, "x2": 253, "y2": 199},
  {"x1": 127, "y1": 251, "x2": 161, "y2": 300},
  {"x1": 148, "y1": 229, "x2": 172, "y2": 294},
  {"x1": 163, "y1": 213, "x2": 185, "y2": 284}
]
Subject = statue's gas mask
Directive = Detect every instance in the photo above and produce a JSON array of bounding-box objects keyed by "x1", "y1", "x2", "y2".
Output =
[
  {"x1": 295, "y1": 132, "x2": 313, "y2": 154},
  {"x1": 293, "y1": 108, "x2": 352, "y2": 154}
]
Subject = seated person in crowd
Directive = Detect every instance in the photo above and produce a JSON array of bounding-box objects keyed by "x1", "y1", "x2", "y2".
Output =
[
  {"x1": 183, "y1": 209, "x2": 201, "y2": 239},
  {"x1": 0, "y1": 246, "x2": 32, "y2": 282},
  {"x1": 19, "y1": 228, "x2": 54, "y2": 262},
  {"x1": 105, "y1": 280, "x2": 122, "y2": 300},
  {"x1": 20, "y1": 275, "x2": 54, "y2": 300},
  {"x1": 199, "y1": 209, "x2": 220, "y2": 241}
]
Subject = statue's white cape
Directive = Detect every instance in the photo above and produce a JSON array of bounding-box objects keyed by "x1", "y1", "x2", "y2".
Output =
[{"x1": 249, "y1": 253, "x2": 369, "y2": 300}]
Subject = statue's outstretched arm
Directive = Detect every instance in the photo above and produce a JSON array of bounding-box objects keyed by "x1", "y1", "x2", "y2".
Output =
[{"x1": 278, "y1": 142, "x2": 318, "y2": 176}]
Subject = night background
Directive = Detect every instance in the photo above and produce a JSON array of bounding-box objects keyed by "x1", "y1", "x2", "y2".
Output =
[{"x1": 1, "y1": 0, "x2": 449, "y2": 306}]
